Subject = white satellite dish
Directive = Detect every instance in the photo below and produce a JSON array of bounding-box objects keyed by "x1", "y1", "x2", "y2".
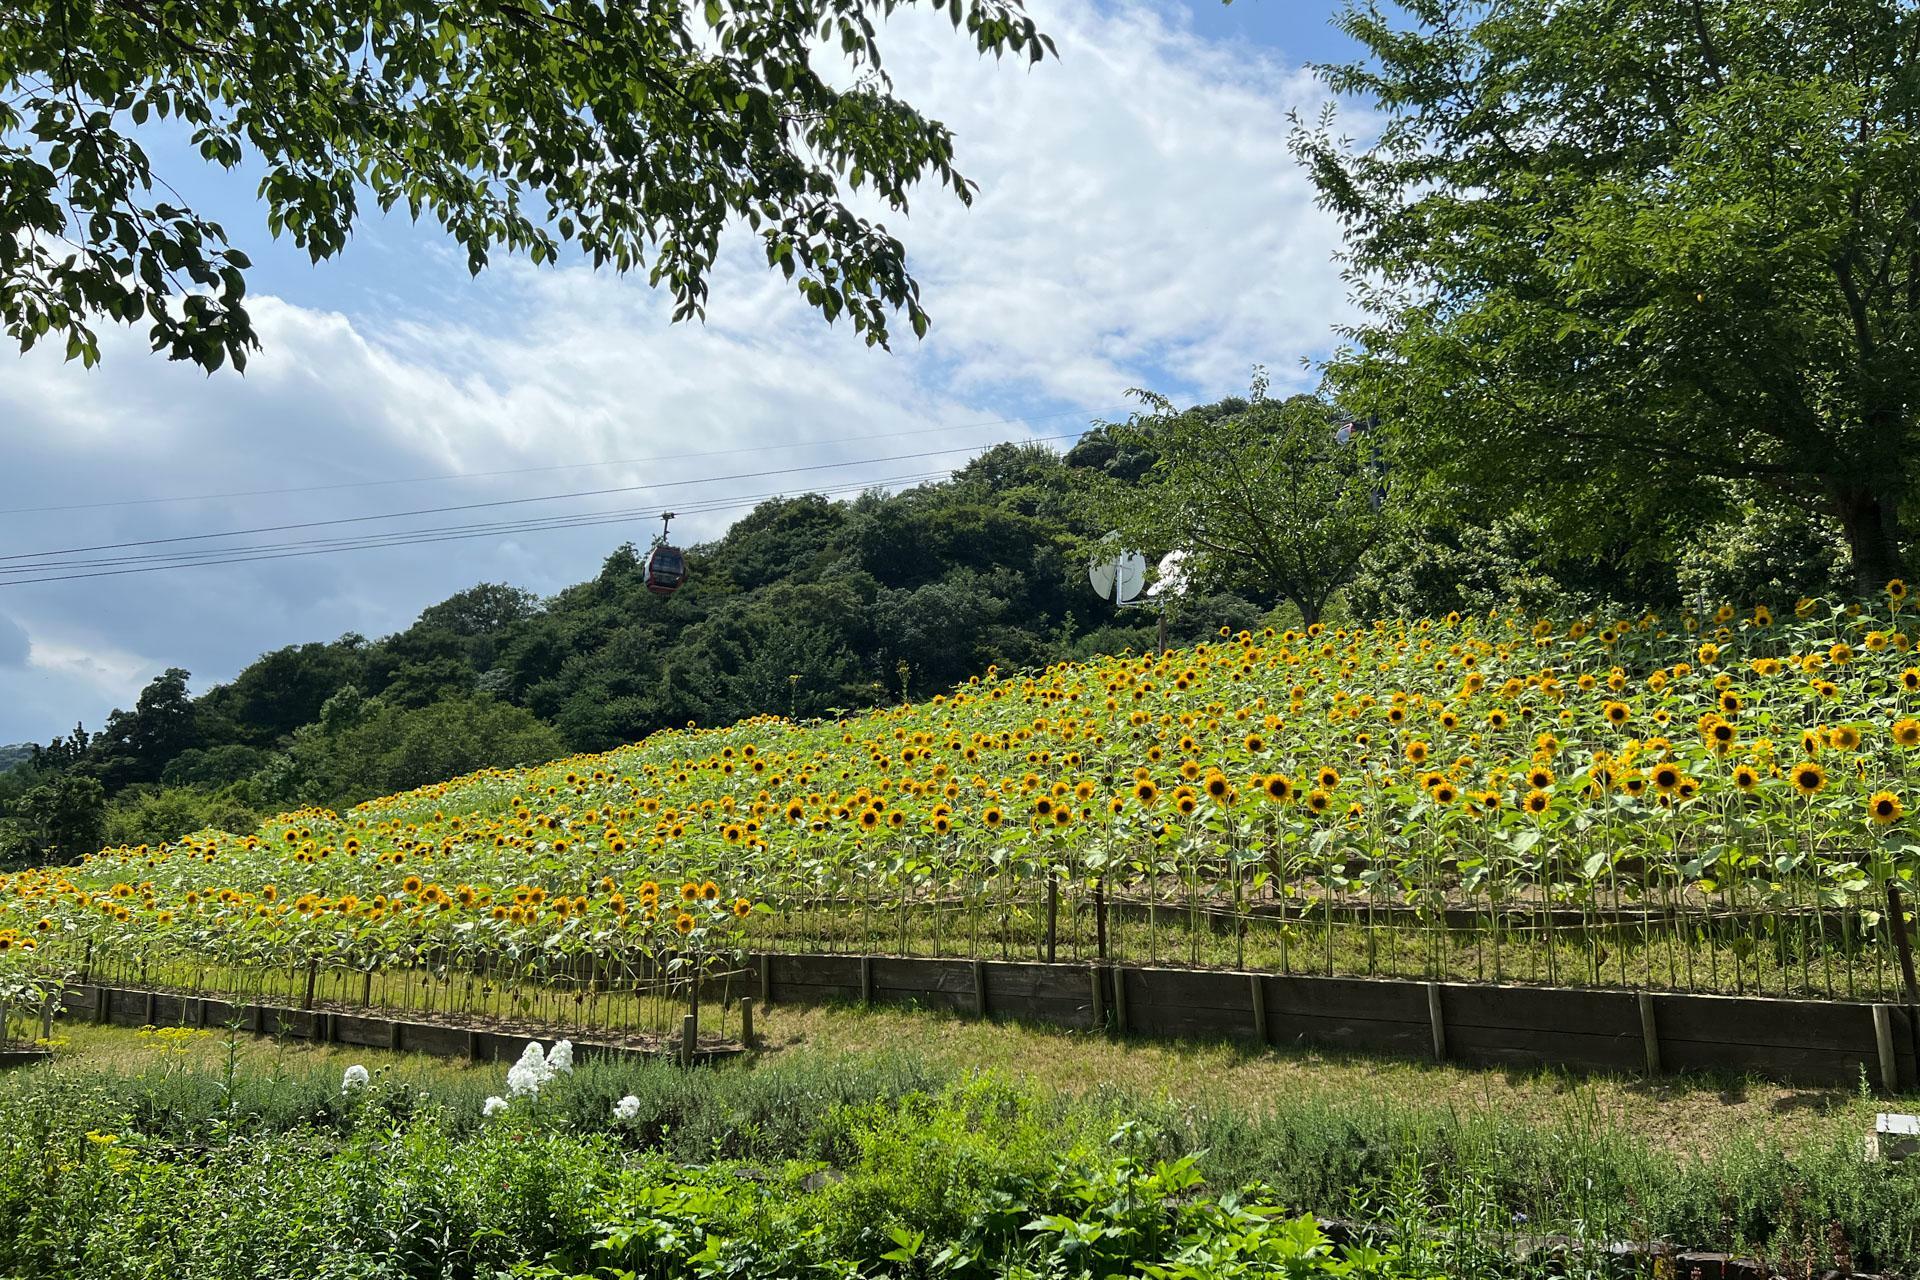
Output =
[{"x1": 1088, "y1": 535, "x2": 1148, "y2": 606}]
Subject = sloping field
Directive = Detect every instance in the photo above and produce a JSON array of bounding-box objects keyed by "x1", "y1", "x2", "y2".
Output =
[{"x1": 6, "y1": 597, "x2": 1920, "y2": 1023}]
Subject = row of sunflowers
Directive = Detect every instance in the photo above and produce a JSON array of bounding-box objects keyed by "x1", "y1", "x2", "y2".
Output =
[{"x1": 6, "y1": 590, "x2": 1920, "y2": 1004}]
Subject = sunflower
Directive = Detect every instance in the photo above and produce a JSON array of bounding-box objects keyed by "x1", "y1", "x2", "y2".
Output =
[
  {"x1": 733, "y1": 897, "x2": 753, "y2": 918},
  {"x1": 1895, "y1": 718, "x2": 1920, "y2": 747},
  {"x1": 1733, "y1": 764, "x2": 1760, "y2": 792},
  {"x1": 1523, "y1": 789, "x2": 1551, "y2": 815},
  {"x1": 1650, "y1": 762, "x2": 1682, "y2": 792},
  {"x1": 1405, "y1": 740, "x2": 1430, "y2": 765},
  {"x1": 1431, "y1": 781, "x2": 1459, "y2": 805},
  {"x1": 1204, "y1": 773, "x2": 1231, "y2": 801},
  {"x1": 1791, "y1": 761, "x2": 1828, "y2": 795},
  {"x1": 982, "y1": 806, "x2": 1004, "y2": 828},
  {"x1": 1263, "y1": 774, "x2": 1294, "y2": 803},
  {"x1": 1134, "y1": 779, "x2": 1160, "y2": 805},
  {"x1": 674, "y1": 912, "x2": 696, "y2": 935}
]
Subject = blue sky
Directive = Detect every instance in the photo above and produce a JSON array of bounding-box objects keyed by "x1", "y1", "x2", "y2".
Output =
[{"x1": 0, "y1": 0, "x2": 1367, "y2": 744}]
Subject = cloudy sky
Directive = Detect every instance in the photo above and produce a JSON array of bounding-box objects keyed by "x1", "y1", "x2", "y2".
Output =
[{"x1": 0, "y1": 0, "x2": 1365, "y2": 745}]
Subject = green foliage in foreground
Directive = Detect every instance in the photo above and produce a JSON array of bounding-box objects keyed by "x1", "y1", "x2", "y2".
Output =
[
  {"x1": 1, "y1": 1039, "x2": 1918, "y2": 1278},
  {"x1": 1, "y1": 0, "x2": 1053, "y2": 371}
]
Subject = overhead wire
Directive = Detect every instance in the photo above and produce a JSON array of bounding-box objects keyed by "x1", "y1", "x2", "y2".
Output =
[
  {"x1": 0, "y1": 432, "x2": 1086, "y2": 564},
  {"x1": 0, "y1": 469, "x2": 960, "y2": 587},
  {"x1": 0, "y1": 407, "x2": 1114, "y2": 516}
]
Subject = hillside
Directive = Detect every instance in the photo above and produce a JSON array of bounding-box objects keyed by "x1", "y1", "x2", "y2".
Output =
[{"x1": 9, "y1": 594, "x2": 1920, "y2": 1005}]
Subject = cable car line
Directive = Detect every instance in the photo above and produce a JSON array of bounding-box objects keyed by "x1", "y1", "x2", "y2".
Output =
[
  {"x1": 0, "y1": 433, "x2": 1084, "y2": 563},
  {"x1": 0, "y1": 470, "x2": 955, "y2": 575},
  {"x1": 0, "y1": 408, "x2": 1112, "y2": 517},
  {"x1": 0, "y1": 470, "x2": 956, "y2": 587}
]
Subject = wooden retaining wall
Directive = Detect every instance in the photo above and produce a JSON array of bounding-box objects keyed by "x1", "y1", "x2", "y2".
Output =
[
  {"x1": 750, "y1": 952, "x2": 1920, "y2": 1089},
  {"x1": 64, "y1": 983, "x2": 742, "y2": 1066}
]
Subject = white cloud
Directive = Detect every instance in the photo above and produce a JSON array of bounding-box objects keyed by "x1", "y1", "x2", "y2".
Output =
[{"x1": 0, "y1": 0, "x2": 1358, "y2": 742}]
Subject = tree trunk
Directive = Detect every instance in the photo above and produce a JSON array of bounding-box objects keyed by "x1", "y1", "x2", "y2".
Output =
[{"x1": 1833, "y1": 482, "x2": 1908, "y2": 593}]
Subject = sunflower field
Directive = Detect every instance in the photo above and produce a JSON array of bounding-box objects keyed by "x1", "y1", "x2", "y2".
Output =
[{"x1": 6, "y1": 590, "x2": 1920, "y2": 1041}]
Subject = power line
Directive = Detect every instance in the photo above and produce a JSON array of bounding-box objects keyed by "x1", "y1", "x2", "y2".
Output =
[
  {"x1": 0, "y1": 408, "x2": 1111, "y2": 516},
  {"x1": 0, "y1": 470, "x2": 956, "y2": 587},
  {"x1": 0, "y1": 470, "x2": 955, "y2": 574},
  {"x1": 0, "y1": 433, "x2": 1084, "y2": 563}
]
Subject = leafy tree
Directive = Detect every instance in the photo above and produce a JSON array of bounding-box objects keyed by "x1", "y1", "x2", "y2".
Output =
[
  {"x1": 263, "y1": 693, "x2": 564, "y2": 808},
  {"x1": 160, "y1": 743, "x2": 271, "y2": 788},
  {"x1": 103, "y1": 783, "x2": 260, "y2": 848},
  {"x1": 1295, "y1": 0, "x2": 1920, "y2": 588},
  {"x1": 10, "y1": 773, "x2": 106, "y2": 863},
  {"x1": 1, "y1": 0, "x2": 1053, "y2": 371},
  {"x1": 1093, "y1": 377, "x2": 1389, "y2": 626},
  {"x1": 91, "y1": 667, "x2": 201, "y2": 788},
  {"x1": 198, "y1": 639, "x2": 366, "y2": 745},
  {"x1": 1674, "y1": 491, "x2": 1854, "y2": 608}
]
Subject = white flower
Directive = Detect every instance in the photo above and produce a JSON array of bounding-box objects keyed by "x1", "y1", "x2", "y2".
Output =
[
  {"x1": 483, "y1": 1096, "x2": 509, "y2": 1117},
  {"x1": 547, "y1": 1040, "x2": 574, "y2": 1075},
  {"x1": 506, "y1": 1061, "x2": 542, "y2": 1098},
  {"x1": 613, "y1": 1094, "x2": 641, "y2": 1123},
  {"x1": 341, "y1": 1064, "x2": 370, "y2": 1093}
]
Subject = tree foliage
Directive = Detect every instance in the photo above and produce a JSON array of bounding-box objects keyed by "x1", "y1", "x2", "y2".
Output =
[
  {"x1": 0, "y1": 0, "x2": 1052, "y2": 370},
  {"x1": 1092, "y1": 376, "x2": 1389, "y2": 625},
  {"x1": 1294, "y1": 0, "x2": 1920, "y2": 587}
]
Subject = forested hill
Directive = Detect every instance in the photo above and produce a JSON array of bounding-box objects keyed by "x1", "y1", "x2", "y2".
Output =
[
  {"x1": 0, "y1": 439, "x2": 1248, "y2": 860},
  {"x1": 1, "y1": 407, "x2": 1840, "y2": 865}
]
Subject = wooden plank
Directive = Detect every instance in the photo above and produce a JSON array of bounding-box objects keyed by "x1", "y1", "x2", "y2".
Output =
[
  {"x1": 771, "y1": 954, "x2": 864, "y2": 988},
  {"x1": 1435, "y1": 983, "x2": 1636, "y2": 1033},
  {"x1": 980, "y1": 961, "x2": 1091, "y2": 1003},
  {"x1": 1259, "y1": 975, "x2": 1430, "y2": 1023},
  {"x1": 401, "y1": 1022, "x2": 470, "y2": 1058},
  {"x1": 982, "y1": 993, "x2": 1096, "y2": 1030},
  {"x1": 331, "y1": 1015, "x2": 393, "y2": 1049},
  {"x1": 1124, "y1": 967, "x2": 1254, "y2": 1015},
  {"x1": 1266, "y1": 1011, "x2": 1433, "y2": 1056},
  {"x1": 1657, "y1": 1037, "x2": 1874, "y2": 1086},
  {"x1": 869, "y1": 985, "x2": 973, "y2": 1015},
  {"x1": 871, "y1": 957, "x2": 975, "y2": 995},
  {"x1": 1126, "y1": 1000, "x2": 1255, "y2": 1040},
  {"x1": 1653, "y1": 993, "x2": 1879, "y2": 1052},
  {"x1": 1444, "y1": 1023, "x2": 1645, "y2": 1074}
]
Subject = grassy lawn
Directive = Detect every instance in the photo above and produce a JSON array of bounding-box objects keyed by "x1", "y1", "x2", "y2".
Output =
[
  {"x1": 39, "y1": 996, "x2": 1912, "y2": 1159},
  {"x1": 758, "y1": 1002, "x2": 1920, "y2": 1157}
]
